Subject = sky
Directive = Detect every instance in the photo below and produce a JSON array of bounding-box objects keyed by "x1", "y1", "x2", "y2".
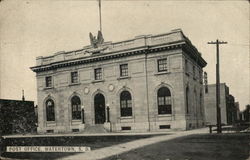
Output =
[{"x1": 0, "y1": 0, "x2": 249, "y2": 110}]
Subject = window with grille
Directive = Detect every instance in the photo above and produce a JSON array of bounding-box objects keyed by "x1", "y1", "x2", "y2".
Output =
[
  {"x1": 94, "y1": 68, "x2": 102, "y2": 80},
  {"x1": 158, "y1": 59, "x2": 168, "y2": 72},
  {"x1": 157, "y1": 87, "x2": 172, "y2": 114},
  {"x1": 45, "y1": 76, "x2": 52, "y2": 88},
  {"x1": 120, "y1": 91, "x2": 132, "y2": 117},
  {"x1": 46, "y1": 99, "x2": 55, "y2": 121},
  {"x1": 120, "y1": 64, "x2": 128, "y2": 77},
  {"x1": 71, "y1": 71, "x2": 78, "y2": 83},
  {"x1": 71, "y1": 96, "x2": 81, "y2": 120}
]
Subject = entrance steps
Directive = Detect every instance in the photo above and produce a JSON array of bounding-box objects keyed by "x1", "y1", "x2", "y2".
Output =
[{"x1": 83, "y1": 124, "x2": 108, "y2": 133}]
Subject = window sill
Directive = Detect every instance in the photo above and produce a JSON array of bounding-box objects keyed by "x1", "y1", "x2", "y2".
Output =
[
  {"x1": 154, "y1": 71, "x2": 171, "y2": 76},
  {"x1": 72, "y1": 119, "x2": 81, "y2": 122},
  {"x1": 92, "y1": 79, "x2": 105, "y2": 83},
  {"x1": 46, "y1": 121, "x2": 56, "y2": 123},
  {"x1": 158, "y1": 114, "x2": 172, "y2": 117},
  {"x1": 44, "y1": 87, "x2": 54, "y2": 90},
  {"x1": 120, "y1": 116, "x2": 133, "y2": 119},
  {"x1": 72, "y1": 120, "x2": 82, "y2": 124},
  {"x1": 117, "y1": 76, "x2": 131, "y2": 80},
  {"x1": 46, "y1": 121, "x2": 56, "y2": 126},
  {"x1": 69, "y1": 82, "x2": 81, "y2": 86}
]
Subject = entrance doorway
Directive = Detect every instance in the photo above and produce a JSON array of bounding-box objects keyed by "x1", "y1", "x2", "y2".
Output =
[{"x1": 94, "y1": 93, "x2": 106, "y2": 124}]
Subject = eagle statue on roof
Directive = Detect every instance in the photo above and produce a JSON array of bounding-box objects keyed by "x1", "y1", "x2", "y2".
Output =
[{"x1": 89, "y1": 31, "x2": 104, "y2": 48}]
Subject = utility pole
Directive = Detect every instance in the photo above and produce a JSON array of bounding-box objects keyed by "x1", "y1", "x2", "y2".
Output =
[{"x1": 208, "y1": 39, "x2": 227, "y2": 133}]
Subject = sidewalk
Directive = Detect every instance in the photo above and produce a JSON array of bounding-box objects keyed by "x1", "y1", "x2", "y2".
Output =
[
  {"x1": 2, "y1": 131, "x2": 172, "y2": 139},
  {"x1": 59, "y1": 128, "x2": 208, "y2": 160}
]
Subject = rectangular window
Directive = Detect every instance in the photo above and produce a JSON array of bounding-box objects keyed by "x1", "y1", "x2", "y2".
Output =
[
  {"x1": 45, "y1": 76, "x2": 52, "y2": 88},
  {"x1": 193, "y1": 65, "x2": 195, "y2": 77},
  {"x1": 72, "y1": 129, "x2": 79, "y2": 132},
  {"x1": 120, "y1": 64, "x2": 128, "y2": 77},
  {"x1": 121, "y1": 126, "x2": 131, "y2": 130},
  {"x1": 199, "y1": 70, "x2": 202, "y2": 82},
  {"x1": 71, "y1": 71, "x2": 78, "y2": 83},
  {"x1": 94, "y1": 68, "x2": 102, "y2": 80},
  {"x1": 158, "y1": 59, "x2": 168, "y2": 72}
]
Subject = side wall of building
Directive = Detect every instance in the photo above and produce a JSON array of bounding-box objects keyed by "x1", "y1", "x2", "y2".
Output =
[
  {"x1": 183, "y1": 52, "x2": 205, "y2": 129},
  {"x1": 204, "y1": 84, "x2": 228, "y2": 125}
]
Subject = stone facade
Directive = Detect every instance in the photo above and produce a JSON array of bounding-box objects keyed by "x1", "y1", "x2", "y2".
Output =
[{"x1": 31, "y1": 29, "x2": 207, "y2": 133}]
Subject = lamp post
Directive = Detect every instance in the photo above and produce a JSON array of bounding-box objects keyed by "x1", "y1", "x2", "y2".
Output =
[
  {"x1": 106, "y1": 103, "x2": 110, "y2": 123},
  {"x1": 81, "y1": 105, "x2": 85, "y2": 124}
]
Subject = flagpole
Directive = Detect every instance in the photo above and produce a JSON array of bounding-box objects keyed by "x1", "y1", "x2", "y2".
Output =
[{"x1": 98, "y1": 0, "x2": 102, "y2": 32}]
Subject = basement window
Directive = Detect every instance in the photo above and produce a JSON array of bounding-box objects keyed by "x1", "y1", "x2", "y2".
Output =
[
  {"x1": 159, "y1": 125, "x2": 171, "y2": 129},
  {"x1": 46, "y1": 130, "x2": 54, "y2": 133},
  {"x1": 189, "y1": 123, "x2": 192, "y2": 128},
  {"x1": 72, "y1": 129, "x2": 79, "y2": 132},
  {"x1": 121, "y1": 126, "x2": 131, "y2": 130}
]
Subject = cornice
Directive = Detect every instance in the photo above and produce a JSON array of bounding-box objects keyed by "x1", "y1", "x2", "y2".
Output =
[
  {"x1": 31, "y1": 44, "x2": 179, "y2": 72},
  {"x1": 182, "y1": 42, "x2": 207, "y2": 67},
  {"x1": 30, "y1": 41, "x2": 206, "y2": 72}
]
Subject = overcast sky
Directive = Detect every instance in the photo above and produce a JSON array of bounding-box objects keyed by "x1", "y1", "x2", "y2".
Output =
[{"x1": 0, "y1": 0, "x2": 249, "y2": 110}]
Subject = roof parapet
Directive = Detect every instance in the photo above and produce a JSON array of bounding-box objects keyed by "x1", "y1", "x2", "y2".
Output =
[{"x1": 32, "y1": 29, "x2": 206, "y2": 69}]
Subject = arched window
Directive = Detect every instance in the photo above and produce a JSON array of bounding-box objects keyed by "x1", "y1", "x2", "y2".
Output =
[
  {"x1": 157, "y1": 87, "x2": 172, "y2": 114},
  {"x1": 46, "y1": 99, "x2": 55, "y2": 121},
  {"x1": 120, "y1": 91, "x2": 132, "y2": 117},
  {"x1": 71, "y1": 96, "x2": 81, "y2": 120},
  {"x1": 186, "y1": 87, "x2": 189, "y2": 114}
]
